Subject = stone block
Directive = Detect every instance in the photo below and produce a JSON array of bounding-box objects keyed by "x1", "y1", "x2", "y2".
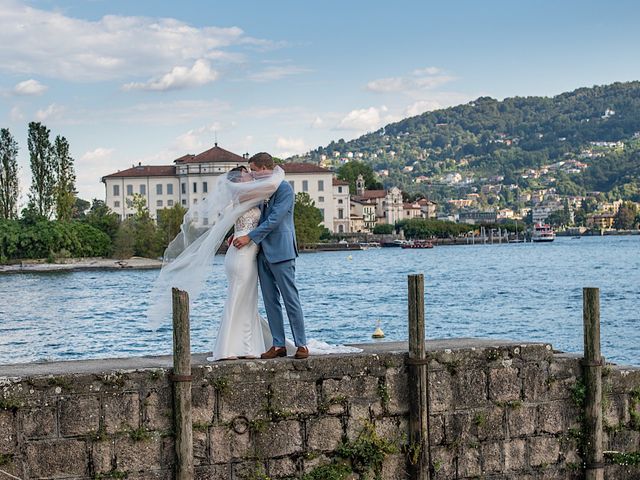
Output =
[
  {"x1": 429, "y1": 370, "x2": 454, "y2": 413},
  {"x1": 348, "y1": 401, "x2": 374, "y2": 424},
  {"x1": 271, "y1": 380, "x2": 317, "y2": 415},
  {"x1": 60, "y1": 395, "x2": 100, "y2": 436},
  {"x1": 20, "y1": 406, "x2": 56, "y2": 439},
  {"x1": 143, "y1": 389, "x2": 172, "y2": 431},
  {"x1": 194, "y1": 429, "x2": 208, "y2": 466},
  {"x1": 25, "y1": 439, "x2": 88, "y2": 477},
  {"x1": 528, "y1": 436, "x2": 560, "y2": 467},
  {"x1": 195, "y1": 464, "x2": 231, "y2": 480},
  {"x1": 192, "y1": 384, "x2": 216, "y2": 425},
  {"x1": 231, "y1": 460, "x2": 269, "y2": 480},
  {"x1": 430, "y1": 415, "x2": 445, "y2": 445},
  {"x1": 219, "y1": 381, "x2": 269, "y2": 422},
  {"x1": 209, "y1": 425, "x2": 251, "y2": 463},
  {"x1": 253, "y1": 420, "x2": 302, "y2": 458},
  {"x1": 114, "y1": 435, "x2": 162, "y2": 472},
  {"x1": 455, "y1": 369, "x2": 488, "y2": 408},
  {"x1": 374, "y1": 416, "x2": 408, "y2": 446},
  {"x1": 480, "y1": 440, "x2": 503, "y2": 474},
  {"x1": 301, "y1": 453, "x2": 331, "y2": 475},
  {"x1": 347, "y1": 415, "x2": 372, "y2": 441},
  {"x1": 522, "y1": 363, "x2": 549, "y2": 402},
  {"x1": 430, "y1": 445, "x2": 456, "y2": 480},
  {"x1": 104, "y1": 392, "x2": 140, "y2": 434},
  {"x1": 160, "y1": 436, "x2": 175, "y2": 468},
  {"x1": 507, "y1": 404, "x2": 536, "y2": 437},
  {"x1": 380, "y1": 453, "x2": 407, "y2": 480},
  {"x1": 504, "y1": 438, "x2": 526, "y2": 471},
  {"x1": 307, "y1": 416, "x2": 343, "y2": 451},
  {"x1": 445, "y1": 412, "x2": 471, "y2": 443},
  {"x1": 603, "y1": 393, "x2": 628, "y2": 427},
  {"x1": 0, "y1": 410, "x2": 16, "y2": 453},
  {"x1": 91, "y1": 438, "x2": 114, "y2": 474},
  {"x1": 458, "y1": 446, "x2": 481, "y2": 478},
  {"x1": 538, "y1": 402, "x2": 565, "y2": 434},
  {"x1": 322, "y1": 375, "x2": 378, "y2": 403},
  {"x1": 268, "y1": 457, "x2": 298, "y2": 478},
  {"x1": 474, "y1": 408, "x2": 506, "y2": 441},
  {"x1": 608, "y1": 429, "x2": 640, "y2": 452},
  {"x1": 489, "y1": 367, "x2": 522, "y2": 402},
  {"x1": 385, "y1": 367, "x2": 409, "y2": 414}
]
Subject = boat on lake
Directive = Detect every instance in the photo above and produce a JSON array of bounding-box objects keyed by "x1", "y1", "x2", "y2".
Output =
[
  {"x1": 401, "y1": 240, "x2": 434, "y2": 249},
  {"x1": 532, "y1": 223, "x2": 556, "y2": 242}
]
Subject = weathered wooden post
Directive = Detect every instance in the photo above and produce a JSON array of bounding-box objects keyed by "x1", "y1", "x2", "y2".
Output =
[
  {"x1": 583, "y1": 287, "x2": 603, "y2": 480},
  {"x1": 171, "y1": 287, "x2": 193, "y2": 480},
  {"x1": 406, "y1": 274, "x2": 430, "y2": 479}
]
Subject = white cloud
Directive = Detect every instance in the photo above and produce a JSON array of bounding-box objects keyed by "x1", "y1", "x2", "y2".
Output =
[
  {"x1": 366, "y1": 66, "x2": 456, "y2": 94},
  {"x1": 0, "y1": 1, "x2": 267, "y2": 82},
  {"x1": 34, "y1": 103, "x2": 64, "y2": 121},
  {"x1": 275, "y1": 137, "x2": 307, "y2": 157},
  {"x1": 311, "y1": 116, "x2": 324, "y2": 128},
  {"x1": 337, "y1": 106, "x2": 389, "y2": 132},
  {"x1": 122, "y1": 59, "x2": 219, "y2": 92},
  {"x1": 80, "y1": 148, "x2": 114, "y2": 163},
  {"x1": 250, "y1": 65, "x2": 310, "y2": 82},
  {"x1": 404, "y1": 100, "x2": 443, "y2": 116},
  {"x1": 13, "y1": 79, "x2": 48, "y2": 95},
  {"x1": 10, "y1": 106, "x2": 24, "y2": 121}
]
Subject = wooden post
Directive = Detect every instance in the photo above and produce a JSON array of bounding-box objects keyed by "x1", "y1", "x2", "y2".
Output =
[
  {"x1": 407, "y1": 274, "x2": 429, "y2": 479},
  {"x1": 583, "y1": 287, "x2": 603, "y2": 480},
  {"x1": 172, "y1": 288, "x2": 193, "y2": 480}
]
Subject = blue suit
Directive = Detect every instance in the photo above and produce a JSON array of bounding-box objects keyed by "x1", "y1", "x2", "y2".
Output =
[{"x1": 248, "y1": 181, "x2": 306, "y2": 347}]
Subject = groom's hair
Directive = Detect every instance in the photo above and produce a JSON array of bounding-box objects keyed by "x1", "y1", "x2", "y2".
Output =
[{"x1": 249, "y1": 152, "x2": 274, "y2": 169}]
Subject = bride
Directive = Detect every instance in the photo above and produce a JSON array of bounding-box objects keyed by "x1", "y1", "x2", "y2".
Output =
[{"x1": 147, "y1": 164, "x2": 360, "y2": 359}]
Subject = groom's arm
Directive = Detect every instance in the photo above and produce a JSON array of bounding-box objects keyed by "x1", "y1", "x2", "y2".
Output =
[{"x1": 247, "y1": 185, "x2": 293, "y2": 245}]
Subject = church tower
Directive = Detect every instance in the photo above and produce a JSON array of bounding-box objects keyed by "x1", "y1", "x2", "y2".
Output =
[{"x1": 356, "y1": 174, "x2": 365, "y2": 196}]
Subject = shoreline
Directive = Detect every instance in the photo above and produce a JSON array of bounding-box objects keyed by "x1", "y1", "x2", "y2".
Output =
[{"x1": 0, "y1": 256, "x2": 162, "y2": 274}]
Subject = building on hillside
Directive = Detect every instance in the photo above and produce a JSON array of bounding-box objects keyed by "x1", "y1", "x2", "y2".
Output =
[
  {"x1": 458, "y1": 210, "x2": 498, "y2": 224},
  {"x1": 417, "y1": 198, "x2": 438, "y2": 219},
  {"x1": 586, "y1": 213, "x2": 615, "y2": 230},
  {"x1": 332, "y1": 179, "x2": 351, "y2": 233},
  {"x1": 102, "y1": 145, "x2": 349, "y2": 233},
  {"x1": 403, "y1": 202, "x2": 423, "y2": 220},
  {"x1": 350, "y1": 174, "x2": 403, "y2": 230}
]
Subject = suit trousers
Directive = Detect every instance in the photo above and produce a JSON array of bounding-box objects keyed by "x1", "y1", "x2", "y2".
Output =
[{"x1": 257, "y1": 253, "x2": 306, "y2": 348}]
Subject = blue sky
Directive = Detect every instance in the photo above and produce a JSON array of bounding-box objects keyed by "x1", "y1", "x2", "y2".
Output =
[{"x1": 2, "y1": 0, "x2": 640, "y2": 201}]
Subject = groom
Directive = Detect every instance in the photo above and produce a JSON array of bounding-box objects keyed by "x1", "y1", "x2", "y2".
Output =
[{"x1": 232, "y1": 152, "x2": 309, "y2": 359}]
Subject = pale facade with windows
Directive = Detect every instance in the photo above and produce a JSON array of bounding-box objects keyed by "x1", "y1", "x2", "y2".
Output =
[{"x1": 102, "y1": 146, "x2": 351, "y2": 233}]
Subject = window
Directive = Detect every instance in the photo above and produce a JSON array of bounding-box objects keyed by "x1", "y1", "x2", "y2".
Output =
[
  {"x1": 193, "y1": 182, "x2": 197, "y2": 193},
  {"x1": 126, "y1": 184, "x2": 133, "y2": 196},
  {"x1": 167, "y1": 184, "x2": 173, "y2": 195},
  {"x1": 288, "y1": 180, "x2": 295, "y2": 191},
  {"x1": 338, "y1": 225, "x2": 344, "y2": 233},
  {"x1": 302, "y1": 180, "x2": 308, "y2": 192},
  {"x1": 156, "y1": 184, "x2": 163, "y2": 195},
  {"x1": 167, "y1": 200, "x2": 174, "y2": 207},
  {"x1": 203, "y1": 181, "x2": 208, "y2": 193},
  {"x1": 156, "y1": 200, "x2": 163, "y2": 207},
  {"x1": 338, "y1": 199, "x2": 343, "y2": 204},
  {"x1": 319, "y1": 208, "x2": 325, "y2": 218},
  {"x1": 318, "y1": 196, "x2": 324, "y2": 203},
  {"x1": 181, "y1": 199, "x2": 186, "y2": 206},
  {"x1": 318, "y1": 180, "x2": 324, "y2": 191},
  {"x1": 181, "y1": 183, "x2": 186, "y2": 195},
  {"x1": 140, "y1": 184, "x2": 146, "y2": 195},
  {"x1": 193, "y1": 199, "x2": 198, "y2": 204},
  {"x1": 338, "y1": 208, "x2": 344, "y2": 219},
  {"x1": 113, "y1": 184, "x2": 120, "y2": 196},
  {"x1": 338, "y1": 186, "x2": 343, "y2": 193},
  {"x1": 114, "y1": 201, "x2": 120, "y2": 208}
]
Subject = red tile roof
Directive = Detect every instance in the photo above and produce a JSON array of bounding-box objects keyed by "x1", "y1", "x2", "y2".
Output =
[
  {"x1": 281, "y1": 162, "x2": 331, "y2": 174},
  {"x1": 102, "y1": 165, "x2": 176, "y2": 179},
  {"x1": 175, "y1": 144, "x2": 246, "y2": 164},
  {"x1": 333, "y1": 178, "x2": 349, "y2": 186},
  {"x1": 403, "y1": 202, "x2": 421, "y2": 209},
  {"x1": 354, "y1": 190, "x2": 387, "y2": 200}
]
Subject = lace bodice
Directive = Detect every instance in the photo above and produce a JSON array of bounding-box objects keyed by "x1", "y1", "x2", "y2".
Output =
[{"x1": 234, "y1": 207, "x2": 261, "y2": 236}]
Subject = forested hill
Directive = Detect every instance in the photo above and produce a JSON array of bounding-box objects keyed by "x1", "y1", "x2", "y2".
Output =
[{"x1": 304, "y1": 81, "x2": 640, "y2": 200}]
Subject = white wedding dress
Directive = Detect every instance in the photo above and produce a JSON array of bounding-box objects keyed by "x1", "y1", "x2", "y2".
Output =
[{"x1": 207, "y1": 207, "x2": 361, "y2": 361}]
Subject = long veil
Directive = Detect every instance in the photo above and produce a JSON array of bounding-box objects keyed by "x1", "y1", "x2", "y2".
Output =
[{"x1": 146, "y1": 166, "x2": 285, "y2": 328}]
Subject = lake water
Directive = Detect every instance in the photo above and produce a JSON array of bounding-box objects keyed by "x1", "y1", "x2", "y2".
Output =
[{"x1": 1, "y1": 236, "x2": 638, "y2": 366}]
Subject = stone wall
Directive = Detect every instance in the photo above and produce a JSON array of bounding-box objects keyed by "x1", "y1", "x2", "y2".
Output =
[{"x1": 0, "y1": 340, "x2": 639, "y2": 479}]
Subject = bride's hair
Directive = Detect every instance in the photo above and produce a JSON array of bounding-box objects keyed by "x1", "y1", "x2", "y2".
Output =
[{"x1": 227, "y1": 165, "x2": 248, "y2": 182}]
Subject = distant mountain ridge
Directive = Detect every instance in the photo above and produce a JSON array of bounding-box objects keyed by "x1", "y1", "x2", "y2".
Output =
[{"x1": 302, "y1": 81, "x2": 640, "y2": 201}]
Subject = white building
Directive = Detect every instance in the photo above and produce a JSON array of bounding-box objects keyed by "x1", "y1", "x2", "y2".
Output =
[{"x1": 102, "y1": 145, "x2": 349, "y2": 233}]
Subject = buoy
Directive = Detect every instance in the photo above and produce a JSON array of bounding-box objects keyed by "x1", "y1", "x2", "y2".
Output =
[
  {"x1": 347, "y1": 255, "x2": 353, "y2": 261},
  {"x1": 372, "y1": 321, "x2": 385, "y2": 339}
]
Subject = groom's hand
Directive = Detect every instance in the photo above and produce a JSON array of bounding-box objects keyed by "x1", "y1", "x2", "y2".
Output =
[{"x1": 233, "y1": 235, "x2": 251, "y2": 249}]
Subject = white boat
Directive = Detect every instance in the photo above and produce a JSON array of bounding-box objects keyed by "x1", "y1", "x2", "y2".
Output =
[{"x1": 532, "y1": 223, "x2": 555, "y2": 242}]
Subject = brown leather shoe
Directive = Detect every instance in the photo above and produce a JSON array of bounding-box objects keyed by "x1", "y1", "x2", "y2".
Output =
[
  {"x1": 260, "y1": 346, "x2": 287, "y2": 359},
  {"x1": 294, "y1": 346, "x2": 309, "y2": 359}
]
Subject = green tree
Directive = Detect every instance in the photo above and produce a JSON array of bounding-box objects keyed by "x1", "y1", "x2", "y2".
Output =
[
  {"x1": 157, "y1": 204, "x2": 187, "y2": 248},
  {"x1": 114, "y1": 194, "x2": 162, "y2": 258},
  {"x1": 614, "y1": 202, "x2": 638, "y2": 230},
  {"x1": 293, "y1": 192, "x2": 323, "y2": 247},
  {"x1": 373, "y1": 224, "x2": 394, "y2": 234},
  {"x1": 27, "y1": 122, "x2": 56, "y2": 219},
  {"x1": 53, "y1": 135, "x2": 76, "y2": 222},
  {"x1": 84, "y1": 199, "x2": 120, "y2": 243},
  {"x1": 73, "y1": 197, "x2": 91, "y2": 219},
  {"x1": 0, "y1": 128, "x2": 19, "y2": 220},
  {"x1": 337, "y1": 161, "x2": 383, "y2": 193}
]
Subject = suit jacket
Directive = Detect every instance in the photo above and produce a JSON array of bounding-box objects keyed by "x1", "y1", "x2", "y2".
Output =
[{"x1": 248, "y1": 180, "x2": 299, "y2": 263}]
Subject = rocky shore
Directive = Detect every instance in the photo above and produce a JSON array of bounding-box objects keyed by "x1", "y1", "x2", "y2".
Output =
[{"x1": 0, "y1": 256, "x2": 162, "y2": 274}]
